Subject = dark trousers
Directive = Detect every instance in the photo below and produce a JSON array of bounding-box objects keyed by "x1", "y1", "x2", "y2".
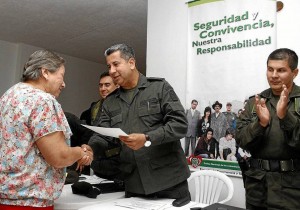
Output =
[
  {"x1": 246, "y1": 202, "x2": 267, "y2": 210},
  {"x1": 125, "y1": 180, "x2": 190, "y2": 200}
]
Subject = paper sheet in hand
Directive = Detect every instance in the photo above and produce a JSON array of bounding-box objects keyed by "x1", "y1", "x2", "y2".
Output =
[{"x1": 81, "y1": 124, "x2": 128, "y2": 138}]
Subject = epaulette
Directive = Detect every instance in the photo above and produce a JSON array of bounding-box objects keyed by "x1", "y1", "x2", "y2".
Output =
[
  {"x1": 147, "y1": 77, "x2": 164, "y2": 81},
  {"x1": 106, "y1": 88, "x2": 119, "y2": 98}
]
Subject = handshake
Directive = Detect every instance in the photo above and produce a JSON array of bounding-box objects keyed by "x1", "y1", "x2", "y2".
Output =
[{"x1": 77, "y1": 144, "x2": 93, "y2": 172}]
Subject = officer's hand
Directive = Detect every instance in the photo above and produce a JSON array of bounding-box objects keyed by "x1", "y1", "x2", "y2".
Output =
[
  {"x1": 255, "y1": 95, "x2": 270, "y2": 127},
  {"x1": 119, "y1": 133, "x2": 145, "y2": 150},
  {"x1": 276, "y1": 84, "x2": 289, "y2": 119}
]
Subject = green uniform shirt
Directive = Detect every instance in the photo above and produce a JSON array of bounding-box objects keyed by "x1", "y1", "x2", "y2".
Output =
[
  {"x1": 89, "y1": 73, "x2": 190, "y2": 195},
  {"x1": 236, "y1": 83, "x2": 300, "y2": 208}
]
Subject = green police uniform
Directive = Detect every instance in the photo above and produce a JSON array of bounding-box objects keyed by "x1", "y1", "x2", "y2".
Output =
[
  {"x1": 223, "y1": 111, "x2": 237, "y2": 130},
  {"x1": 89, "y1": 74, "x2": 190, "y2": 195},
  {"x1": 236, "y1": 83, "x2": 300, "y2": 209}
]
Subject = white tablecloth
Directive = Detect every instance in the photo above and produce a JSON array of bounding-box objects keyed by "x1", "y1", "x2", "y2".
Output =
[
  {"x1": 54, "y1": 175, "x2": 205, "y2": 210},
  {"x1": 54, "y1": 175, "x2": 125, "y2": 210},
  {"x1": 78, "y1": 197, "x2": 200, "y2": 210}
]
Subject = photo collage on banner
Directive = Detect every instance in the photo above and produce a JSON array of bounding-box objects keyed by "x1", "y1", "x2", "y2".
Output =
[{"x1": 186, "y1": 0, "x2": 276, "y2": 170}]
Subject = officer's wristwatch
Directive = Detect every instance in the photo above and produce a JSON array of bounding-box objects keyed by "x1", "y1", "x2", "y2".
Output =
[{"x1": 144, "y1": 134, "x2": 152, "y2": 147}]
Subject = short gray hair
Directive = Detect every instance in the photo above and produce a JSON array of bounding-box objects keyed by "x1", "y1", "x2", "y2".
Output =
[
  {"x1": 22, "y1": 49, "x2": 65, "y2": 82},
  {"x1": 104, "y1": 43, "x2": 135, "y2": 61}
]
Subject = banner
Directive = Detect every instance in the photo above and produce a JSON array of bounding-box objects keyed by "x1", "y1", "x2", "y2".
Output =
[{"x1": 187, "y1": 0, "x2": 277, "y2": 113}]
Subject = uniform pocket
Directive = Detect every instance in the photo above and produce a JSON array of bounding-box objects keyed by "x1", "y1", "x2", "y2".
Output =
[
  {"x1": 244, "y1": 169, "x2": 266, "y2": 204},
  {"x1": 280, "y1": 172, "x2": 300, "y2": 209},
  {"x1": 119, "y1": 162, "x2": 134, "y2": 175},
  {"x1": 138, "y1": 98, "x2": 162, "y2": 127},
  {"x1": 111, "y1": 113, "x2": 122, "y2": 127},
  {"x1": 150, "y1": 154, "x2": 177, "y2": 169},
  {"x1": 282, "y1": 172, "x2": 300, "y2": 189}
]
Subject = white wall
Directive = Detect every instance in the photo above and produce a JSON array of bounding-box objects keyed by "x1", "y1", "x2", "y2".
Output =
[
  {"x1": 0, "y1": 41, "x2": 106, "y2": 116},
  {"x1": 147, "y1": 0, "x2": 188, "y2": 106},
  {"x1": 0, "y1": 40, "x2": 19, "y2": 95},
  {"x1": 277, "y1": 0, "x2": 300, "y2": 84},
  {"x1": 59, "y1": 54, "x2": 106, "y2": 116}
]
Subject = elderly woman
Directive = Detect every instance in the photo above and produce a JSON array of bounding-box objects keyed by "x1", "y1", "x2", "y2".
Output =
[{"x1": 0, "y1": 50, "x2": 93, "y2": 210}]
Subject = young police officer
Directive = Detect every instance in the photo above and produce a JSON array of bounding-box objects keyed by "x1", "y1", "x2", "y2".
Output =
[{"x1": 236, "y1": 48, "x2": 300, "y2": 210}]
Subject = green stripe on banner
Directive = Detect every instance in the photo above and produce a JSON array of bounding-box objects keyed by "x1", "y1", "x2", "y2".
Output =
[
  {"x1": 200, "y1": 158, "x2": 241, "y2": 171},
  {"x1": 188, "y1": 0, "x2": 223, "y2": 7}
]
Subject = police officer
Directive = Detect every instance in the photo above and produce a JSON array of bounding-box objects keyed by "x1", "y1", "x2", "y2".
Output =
[
  {"x1": 236, "y1": 48, "x2": 300, "y2": 209},
  {"x1": 223, "y1": 102, "x2": 237, "y2": 131},
  {"x1": 89, "y1": 44, "x2": 190, "y2": 204}
]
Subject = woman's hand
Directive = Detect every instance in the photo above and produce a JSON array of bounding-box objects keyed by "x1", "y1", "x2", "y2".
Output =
[{"x1": 76, "y1": 144, "x2": 93, "y2": 171}]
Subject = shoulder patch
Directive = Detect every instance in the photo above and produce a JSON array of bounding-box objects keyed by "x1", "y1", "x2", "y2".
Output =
[{"x1": 169, "y1": 90, "x2": 179, "y2": 101}]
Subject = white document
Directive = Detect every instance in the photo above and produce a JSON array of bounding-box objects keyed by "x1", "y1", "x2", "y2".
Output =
[
  {"x1": 78, "y1": 197, "x2": 197, "y2": 210},
  {"x1": 81, "y1": 124, "x2": 128, "y2": 138},
  {"x1": 113, "y1": 197, "x2": 173, "y2": 210}
]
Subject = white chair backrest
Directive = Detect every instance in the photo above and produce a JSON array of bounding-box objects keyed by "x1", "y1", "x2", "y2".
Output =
[{"x1": 187, "y1": 170, "x2": 234, "y2": 205}]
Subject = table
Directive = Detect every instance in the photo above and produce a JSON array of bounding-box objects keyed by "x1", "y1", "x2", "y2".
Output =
[
  {"x1": 55, "y1": 173, "x2": 244, "y2": 210},
  {"x1": 54, "y1": 175, "x2": 125, "y2": 210},
  {"x1": 78, "y1": 197, "x2": 199, "y2": 210},
  {"x1": 203, "y1": 203, "x2": 246, "y2": 210}
]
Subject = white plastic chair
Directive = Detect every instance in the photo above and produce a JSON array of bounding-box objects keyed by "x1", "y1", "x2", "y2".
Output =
[{"x1": 187, "y1": 170, "x2": 234, "y2": 206}]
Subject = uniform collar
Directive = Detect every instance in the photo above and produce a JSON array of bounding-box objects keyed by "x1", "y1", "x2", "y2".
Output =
[
  {"x1": 136, "y1": 73, "x2": 148, "y2": 89},
  {"x1": 260, "y1": 83, "x2": 300, "y2": 99},
  {"x1": 114, "y1": 73, "x2": 147, "y2": 98}
]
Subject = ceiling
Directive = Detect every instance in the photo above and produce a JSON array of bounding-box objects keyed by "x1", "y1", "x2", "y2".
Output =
[{"x1": 0, "y1": 0, "x2": 148, "y2": 74}]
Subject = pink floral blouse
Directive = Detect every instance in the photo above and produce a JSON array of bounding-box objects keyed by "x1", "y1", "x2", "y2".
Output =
[{"x1": 0, "y1": 83, "x2": 72, "y2": 207}]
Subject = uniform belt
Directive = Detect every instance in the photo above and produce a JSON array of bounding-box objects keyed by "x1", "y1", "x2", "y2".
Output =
[{"x1": 250, "y1": 158, "x2": 300, "y2": 172}]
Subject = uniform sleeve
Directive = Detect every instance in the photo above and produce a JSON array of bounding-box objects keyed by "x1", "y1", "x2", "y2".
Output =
[
  {"x1": 146, "y1": 81, "x2": 188, "y2": 145},
  {"x1": 279, "y1": 105, "x2": 300, "y2": 149},
  {"x1": 235, "y1": 98, "x2": 267, "y2": 150},
  {"x1": 88, "y1": 108, "x2": 116, "y2": 156},
  {"x1": 29, "y1": 97, "x2": 71, "y2": 142}
]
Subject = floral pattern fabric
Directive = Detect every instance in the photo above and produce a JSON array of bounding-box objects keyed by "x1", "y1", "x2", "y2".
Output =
[{"x1": 0, "y1": 83, "x2": 71, "y2": 207}]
